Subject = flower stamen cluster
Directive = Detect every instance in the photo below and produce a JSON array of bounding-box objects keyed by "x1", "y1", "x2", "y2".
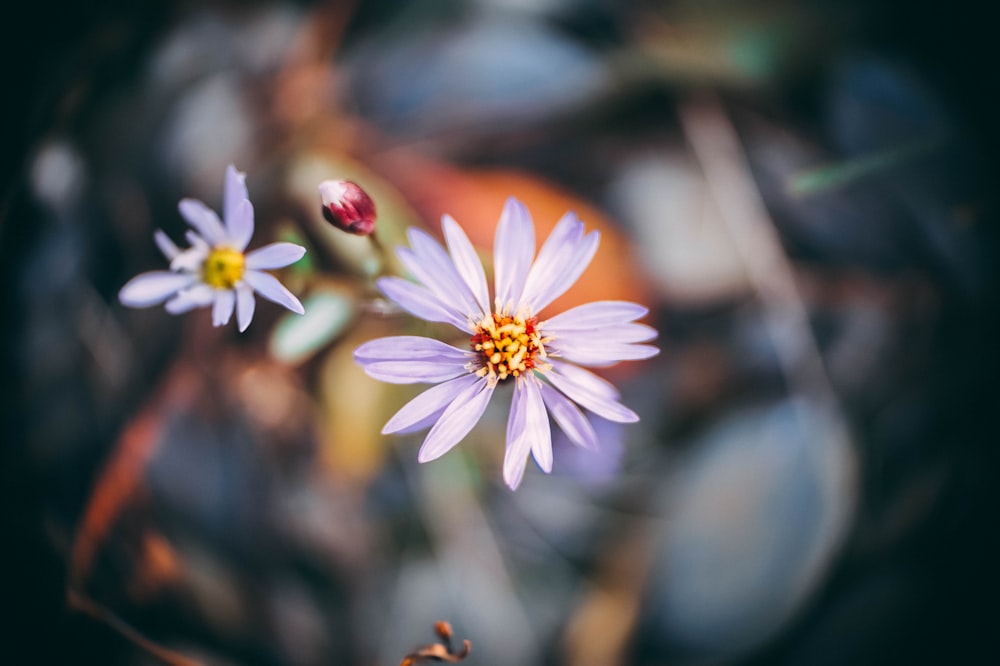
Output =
[
  {"x1": 470, "y1": 311, "x2": 549, "y2": 385},
  {"x1": 202, "y1": 247, "x2": 246, "y2": 289}
]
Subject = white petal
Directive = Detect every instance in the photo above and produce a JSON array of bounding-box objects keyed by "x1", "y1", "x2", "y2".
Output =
[
  {"x1": 539, "y1": 381, "x2": 598, "y2": 450},
  {"x1": 119, "y1": 271, "x2": 197, "y2": 307},
  {"x1": 242, "y1": 269, "x2": 304, "y2": 314},
  {"x1": 354, "y1": 336, "x2": 472, "y2": 363},
  {"x1": 178, "y1": 198, "x2": 227, "y2": 245},
  {"x1": 396, "y1": 243, "x2": 479, "y2": 318},
  {"x1": 165, "y1": 284, "x2": 215, "y2": 313},
  {"x1": 227, "y1": 199, "x2": 255, "y2": 251},
  {"x1": 212, "y1": 289, "x2": 235, "y2": 326},
  {"x1": 442, "y1": 215, "x2": 490, "y2": 315},
  {"x1": 569, "y1": 322, "x2": 658, "y2": 344},
  {"x1": 493, "y1": 197, "x2": 535, "y2": 312},
  {"x1": 376, "y1": 277, "x2": 471, "y2": 331},
  {"x1": 417, "y1": 379, "x2": 493, "y2": 462},
  {"x1": 546, "y1": 360, "x2": 638, "y2": 423},
  {"x1": 520, "y1": 212, "x2": 582, "y2": 309},
  {"x1": 526, "y1": 227, "x2": 599, "y2": 314},
  {"x1": 521, "y1": 375, "x2": 553, "y2": 474},
  {"x1": 153, "y1": 230, "x2": 180, "y2": 260},
  {"x1": 502, "y1": 379, "x2": 533, "y2": 489},
  {"x1": 382, "y1": 374, "x2": 481, "y2": 434},
  {"x1": 543, "y1": 301, "x2": 650, "y2": 331},
  {"x1": 547, "y1": 358, "x2": 620, "y2": 399},
  {"x1": 223, "y1": 165, "x2": 249, "y2": 232},
  {"x1": 362, "y1": 358, "x2": 470, "y2": 384},
  {"x1": 236, "y1": 283, "x2": 256, "y2": 332},
  {"x1": 170, "y1": 245, "x2": 208, "y2": 273},
  {"x1": 550, "y1": 338, "x2": 660, "y2": 366},
  {"x1": 245, "y1": 242, "x2": 306, "y2": 270}
]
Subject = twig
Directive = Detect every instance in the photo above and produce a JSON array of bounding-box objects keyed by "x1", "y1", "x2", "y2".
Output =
[
  {"x1": 66, "y1": 589, "x2": 202, "y2": 666},
  {"x1": 678, "y1": 95, "x2": 839, "y2": 406}
]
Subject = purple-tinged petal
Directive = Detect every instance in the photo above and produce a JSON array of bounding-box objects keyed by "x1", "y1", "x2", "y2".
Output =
[
  {"x1": 119, "y1": 271, "x2": 197, "y2": 307},
  {"x1": 525, "y1": 227, "x2": 599, "y2": 314},
  {"x1": 397, "y1": 242, "x2": 480, "y2": 318},
  {"x1": 546, "y1": 360, "x2": 638, "y2": 423},
  {"x1": 236, "y1": 283, "x2": 256, "y2": 332},
  {"x1": 242, "y1": 269, "x2": 304, "y2": 314},
  {"x1": 223, "y1": 165, "x2": 249, "y2": 231},
  {"x1": 543, "y1": 301, "x2": 650, "y2": 331},
  {"x1": 355, "y1": 336, "x2": 472, "y2": 363},
  {"x1": 178, "y1": 198, "x2": 227, "y2": 245},
  {"x1": 227, "y1": 198, "x2": 254, "y2": 251},
  {"x1": 493, "y1": 197, "x2": 535, "y2": 312},
  {"x1": 442, "y1": 215, "x2": 490, "y2": 315},
  {"x1": 552, "y1": 322, "x2": 658, "y2": 345},
  {"x1": 539, "y1": 381, "x2": 597, "y2": 450},
  {"x1": 361, "y1": 358, "x2": 469, "y2": 384},
  {"x1": 549, "y1": 338, "x2": 660, "y2": 366},
  {"x1": 382, "y1": 374, "x2": 481, "y2": 434},
  {"x1": 520, "y1": 212, "x2": 583, "y2": 310},
  {"x1": 212, "y1": 289, "x2": 235, "y2": 326},
  {"x1": 376, "y1": 276, "x2": 471, "y2": 331},
  {"x1": 165, "y1": 284, "x2": 215, "y2": 313},
  {"x1": 417, "y1": 379, "x2": 493, "y2": 462},
  {"x1": 547, "y1": 359, "x2": 621, "y2": 399},
  {"x1": 154, "y1": 230, "x2": 181, "y2": 260},
  {"x1": 245, "y1": 242, "x2": 306, "y2": 270},
  {"x1": 170, "y1": 245, "x2": 209, "y2": 273},
  {"x1": 521, "y1": 375, "x2": 553, "y2": 474}
]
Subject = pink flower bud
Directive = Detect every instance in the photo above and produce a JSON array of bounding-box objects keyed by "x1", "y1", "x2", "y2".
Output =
[{"x1": 318, "y1": 179, "x2": 377, "y2": 236}]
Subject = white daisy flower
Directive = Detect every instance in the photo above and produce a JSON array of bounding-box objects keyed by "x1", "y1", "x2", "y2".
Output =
[
  {"x1": 354, "y1": 197, "x2": 658, "y2": 490},
  {"x1": 119, "y1": 165, "x2": 306, "y2": 332}
]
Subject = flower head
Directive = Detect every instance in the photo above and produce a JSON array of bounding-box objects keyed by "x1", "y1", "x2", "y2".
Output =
[
  {"x1": 354, "y1": 197, "x2": 658, "y2": 489},
  {"x1": 119, "y1": 165, "x2": 306, "y2": 332},
  {"x1": 319, "y1": 179, "x2": 377, "y2": 236}
]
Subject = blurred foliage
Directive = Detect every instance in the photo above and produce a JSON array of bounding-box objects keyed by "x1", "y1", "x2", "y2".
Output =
[{"x1": 1, "y1": 0, "x2": 998, "y2": 665}]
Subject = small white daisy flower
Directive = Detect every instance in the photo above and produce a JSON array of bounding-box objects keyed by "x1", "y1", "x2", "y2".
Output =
[
  {"x1": 354, "y1": 197, "x2": 658, "y2": 490},
  {"x1": 119, "y1": 165, "x2": 306, "y2": 332}
]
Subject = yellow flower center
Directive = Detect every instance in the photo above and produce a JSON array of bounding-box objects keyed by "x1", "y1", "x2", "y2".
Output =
[
  {"x1": 202, "y1": 247, "x2": 245, "y2": 289},
  {"x1": 470, "y1": 312, "x2": 549, "y2": 386}
]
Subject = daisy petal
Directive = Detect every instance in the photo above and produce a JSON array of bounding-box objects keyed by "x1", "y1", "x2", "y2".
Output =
[
  {"x1": 539, "y1": 381, "x2": 598, "y2": 450},
  {"x1": 527, "y1": 227, "x2": 599, "y2": 314},
  {"x1": 119, "y1": 271, "x2": 197, "y2": 307},
  {"x1": 242, "y1": 269, "x2": 304, "y2": 314},
  {"x1": 397, "y1": 243, "x2": 479, "y2": 318},
  {"x1": 544, "y1": 301, "x2": 650, "y2": 331},
  {"x1": 223, "y1": 165, "x2": 249, "y2": 232},
  {"x1": 363, "y1": 361, "x2": 468, "y2": 384},
  {"x1": 236, "y1": 283, "x2": 256, "y2": 332},
  {"x1": 170, "y1": 245, "x2": 209, "y2": 273},
  {"x1": 522, "y1": 376, "x2": 553, "y2": 474},
  {"x1": 212, "y1": 289, "x2": 235, "y2": 326},
  {"x1": 382, "y1": 374, "x2": 481, "y2": 434},
  {"x1": 417, "y1": 379, "x2": 493, "y2": 462},
  {"x1": 546, "y1": 360, "x2": 638, "y2": 423},
  {"x1": 354, "y1": 336, "x2": 472, "y2": 363},
  {"x1": 227, "y1": 198, "x2": 254, "y2": 251},
  {"x1": 442, "y1": 215, "x2": 490, "y2": 314},
  {"x1": 520, "y1": 212, "x2": 582, "y2": 309},
  {"x1": 493, "y1": 197, "x2": 535, "y2": 311},
  {"x1": 153, "y1": 230, "x2": 180, "y2": 260},
  {"x1": 550, "y1": 339, "x2": 660, "y2": 366},
  {"x1": 178, "y1": 198, "x2": 227, "y2": 245},
  {"x1": 245, "y1": 242, "x2": 307, "y2": 270},
  {"x1": 376, "y1": 277, "x2": 470, "y2": 331},
  {"x1": 165, "y1": 284, "x2": 215, "y2": 313}
]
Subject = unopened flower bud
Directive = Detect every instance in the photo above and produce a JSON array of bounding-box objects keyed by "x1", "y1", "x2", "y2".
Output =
[{"x1": 319, "y1": 179, "x2": 377, "y2": 236}]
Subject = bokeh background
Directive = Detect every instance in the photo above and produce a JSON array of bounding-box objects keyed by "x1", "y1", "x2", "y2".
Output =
[{"x1": 2, "y1": 1, "x2": 998, "y2": 664}]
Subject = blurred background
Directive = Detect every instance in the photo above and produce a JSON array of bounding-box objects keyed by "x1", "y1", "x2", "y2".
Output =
[{"x1": 1, "y1": 0, "x2": 998, "y2": 664}]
